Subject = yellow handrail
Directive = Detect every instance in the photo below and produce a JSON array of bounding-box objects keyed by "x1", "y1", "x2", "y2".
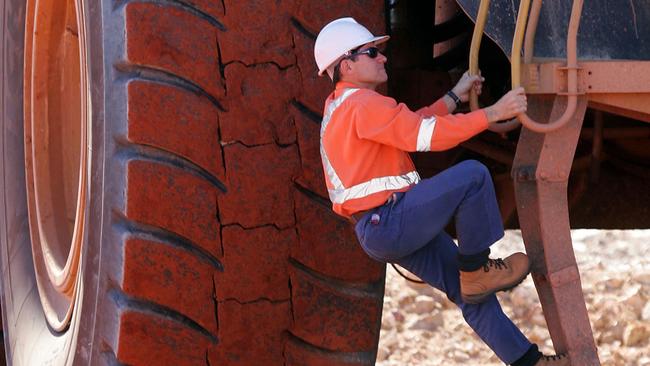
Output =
[
  {"x1": 513, "y1": 0, "x2": 583, "y2": 133},
  {"x1": 468, "y1": 0, "x2": 520, "y2": 133},
  {"x1": 470, "y1": 0, "x2": 583, "y2": 134},
  {"x1": 524, "y1": 0, "x2": 543, "y2": 64},
  {"x1": 469, "y1": 0, "x2": 490, "y2": 111}
]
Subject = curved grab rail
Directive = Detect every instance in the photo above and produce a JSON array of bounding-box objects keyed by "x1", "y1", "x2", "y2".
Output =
[
  {"x1": 468, "y1": 0, "x2": 520, "y2": 133},
  {"x1": 524, "y1": 0, "x2": 543, "y2": 64},
  {"x1": 468, "y1": 0, "x2": 489, "y2": 111},
  {"x1": 513, "y1": 0, "x2": 583, "y2": 133}
]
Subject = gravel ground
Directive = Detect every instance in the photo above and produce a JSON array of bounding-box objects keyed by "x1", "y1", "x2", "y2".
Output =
[{"x1": 377, "y1": 230, "x2": 650, "y2": 365}]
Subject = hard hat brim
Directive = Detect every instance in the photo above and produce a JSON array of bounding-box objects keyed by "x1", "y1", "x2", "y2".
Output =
[{"x1": 317, "y1": 35, "x2": 390, "y2": 77}]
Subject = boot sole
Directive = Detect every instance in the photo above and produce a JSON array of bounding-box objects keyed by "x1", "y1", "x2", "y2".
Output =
[{"x1": 460, "y1": 265, "x2": 531, "y2": 304}]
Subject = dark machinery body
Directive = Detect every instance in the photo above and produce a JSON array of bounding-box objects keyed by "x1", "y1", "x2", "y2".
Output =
[{"x1": 458, "y1": 0, "x2": 650, "y2": 60}]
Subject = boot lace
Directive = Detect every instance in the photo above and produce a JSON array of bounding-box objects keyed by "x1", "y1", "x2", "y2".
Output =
[
  {"x1": 483, "y1": 258, "x2": 507, "y2": 272},
  {"x1": 541, "y1": 354, "x2": 567, "y2": 361}
]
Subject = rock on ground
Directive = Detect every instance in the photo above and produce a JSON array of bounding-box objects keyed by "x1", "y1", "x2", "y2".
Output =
[{"x1": 377, "y1": 230, "x2": 650, "y2": 366}]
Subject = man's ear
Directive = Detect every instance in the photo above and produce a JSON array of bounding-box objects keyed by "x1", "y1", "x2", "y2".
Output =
[{"x1": 339, "y1": 59, "x2": 353, "y2": 77}]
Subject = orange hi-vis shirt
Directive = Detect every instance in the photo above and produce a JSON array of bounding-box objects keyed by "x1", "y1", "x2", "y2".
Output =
[{"x1": 321, "y1": 81, "x2": 489, "y2": 218}]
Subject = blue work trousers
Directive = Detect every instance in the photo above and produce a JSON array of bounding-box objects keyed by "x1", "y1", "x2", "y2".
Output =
[{"x1": 354, "y1": 160, "x2": 531, "y2": 364}]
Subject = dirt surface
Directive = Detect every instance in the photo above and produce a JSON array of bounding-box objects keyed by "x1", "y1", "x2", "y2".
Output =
[{"x1": 378, "y1": 230, "x2": 650, "y2": 365}]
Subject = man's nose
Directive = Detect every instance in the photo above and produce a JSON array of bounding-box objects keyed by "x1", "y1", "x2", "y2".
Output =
[{"x1": 377, "y1": 52, "x2": 388, "y2": 63}]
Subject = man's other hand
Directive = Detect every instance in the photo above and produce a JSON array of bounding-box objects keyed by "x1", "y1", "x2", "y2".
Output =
[
  {"x1": 485, "y1": 87, "x2": 527, "y2": 123},
  {"x1": 452, "y1": 71, "x2": 484, "y2": 103}
]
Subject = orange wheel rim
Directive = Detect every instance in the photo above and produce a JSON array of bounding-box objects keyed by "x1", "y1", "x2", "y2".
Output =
[{"x1": 24, "y1": 0, "x2": 89, "y2": 332}]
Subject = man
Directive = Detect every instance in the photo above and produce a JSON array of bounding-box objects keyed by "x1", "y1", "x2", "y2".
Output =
[{"x1": 314, "y1": 17, "x2": 569, "y2": 366}]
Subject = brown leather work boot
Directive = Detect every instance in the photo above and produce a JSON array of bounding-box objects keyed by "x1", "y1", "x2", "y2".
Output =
[
  {"x1": 460, "y1": 252, "x2": 530, "y2": 304},
  {"x1": 535, "y1": 354, "x2": 570, "y2": 365}
]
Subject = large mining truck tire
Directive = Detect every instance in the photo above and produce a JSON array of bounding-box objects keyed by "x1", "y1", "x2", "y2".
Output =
[{"x1": 0, "y1": 1, "x2": 386, "y2": 364}]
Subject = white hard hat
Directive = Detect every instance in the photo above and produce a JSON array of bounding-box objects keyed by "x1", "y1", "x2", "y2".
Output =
[{"x1": 314, "y1": 17, "x2": 389, "y2": 79}]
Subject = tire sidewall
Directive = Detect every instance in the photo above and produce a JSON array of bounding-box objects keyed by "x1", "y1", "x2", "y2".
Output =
[
  {"x1": 0, "y1": 1, "x2": 107, "y2": 364},
  {"x1": 0, "y1": 0, "x2": 27, "y2": 360}
]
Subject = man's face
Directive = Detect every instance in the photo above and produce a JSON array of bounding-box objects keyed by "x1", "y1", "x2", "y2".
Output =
[{"x1": 341, "y1": 43, "x2": 388, "y2": 89}]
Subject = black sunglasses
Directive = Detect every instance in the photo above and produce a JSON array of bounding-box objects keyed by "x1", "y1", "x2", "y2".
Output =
[{"x1": 344, "y1": 46, "x2": 380, "y2": 59}]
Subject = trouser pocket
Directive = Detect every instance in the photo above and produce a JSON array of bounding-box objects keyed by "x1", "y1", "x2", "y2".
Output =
[{"x1": 354, "y1": 202, "x2": 403, "y2": 262}]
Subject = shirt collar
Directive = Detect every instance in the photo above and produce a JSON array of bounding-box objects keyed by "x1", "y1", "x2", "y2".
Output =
[
  {"x1": 335, "y1": 81, "x2": 361, "y2": 89},
  {"x1": 334, "y1": 81, "x2": 365, "y2": 98}
]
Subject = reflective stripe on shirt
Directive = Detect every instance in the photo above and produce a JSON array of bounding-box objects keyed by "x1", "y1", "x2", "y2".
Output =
[
  {"x1": 416, "y1": 116, "x2": 436, "y2": 152},
  {"x1": 328, "y1": 171, "x2": 420, "y2": 204},
  {"x1": 320, "y1": 88, "x2": 359, "y2": 190},
  {"x1": 320, "y1": 88, "x2": 421, "y2": 204}
]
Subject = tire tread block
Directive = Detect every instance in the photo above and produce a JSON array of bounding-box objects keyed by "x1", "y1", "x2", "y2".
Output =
[
  {"x1": 125, "y1": 3, "x2": 224, "y2": 100},
  {"x1": 122, "y1": 238, "x2": 218, "y2": 335},
  {"x1": 221, "y1": 63, "x2": 299, "y2": 146},
  {"x1": 285, "y1": 337, "x2": 375, "y2": 366},
  {"x1": 292, "y1": 28, "x2": 333, "y2": 113},
  {"x1": 292, "y1": 106, "x2": 329, "y2": 198},
  {"x1": 127, "y1": 81, "x2": 224, "y2": 180},
  {"x1": 218, "y1": 144, "x2": 299, "y2": 228},
  {"x1": 292, "y1": 2, "x2": 385, "y2": 41},
  {"x1": 126, "y1": 160, "x2": 221, "y2": 258},
  {"x1": 117, "y1": 311, "x2": 213, "y2": 365},
  {"x1": 289, "y1": 265, "x2": 382, "y2": 352},
  {"x1": 293, "y1": 190, "x2": 384, "y2": 283},
  {"x1": 215, "y1": 225, "x2": 293, "y2": 302},
  {"x1": 209, "y1": 300, "x2": 291, "y2": 364},
  {"x1": 220, "y1": 1, "x2": 296, "y2": 67}
]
